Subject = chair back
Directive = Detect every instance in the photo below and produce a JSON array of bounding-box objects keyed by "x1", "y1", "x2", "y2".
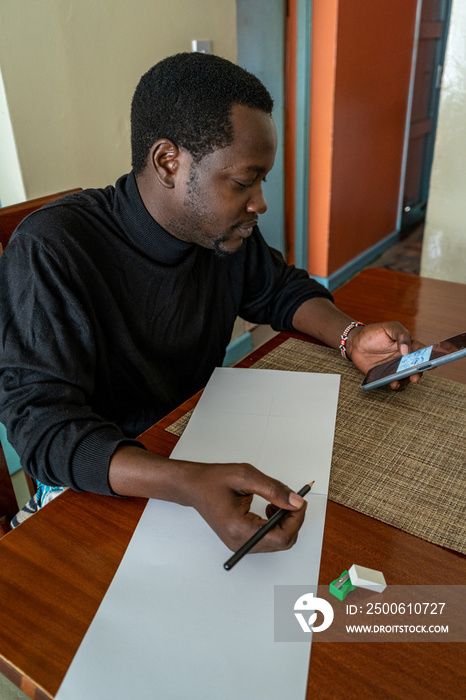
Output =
[
  {"x1": 0, "y1": 188, "x2": 81, "y2": 254},
  {"x1": 0, "y1": 188, "x2": 82, "y2": 534}
]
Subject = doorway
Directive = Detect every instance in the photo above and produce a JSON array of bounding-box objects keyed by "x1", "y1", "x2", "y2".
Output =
[{"x1": 400, "y1": 0, "x2": 452, "y2": 230}]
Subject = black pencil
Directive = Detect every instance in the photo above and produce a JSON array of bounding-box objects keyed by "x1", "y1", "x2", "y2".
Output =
[{"x1": 223, "y1": 481, "x2": 315, "y2": 571}]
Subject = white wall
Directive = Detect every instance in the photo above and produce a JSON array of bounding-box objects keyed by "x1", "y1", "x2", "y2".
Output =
[
  {"x1": 0, "y1": 0, "x2": 237, "y2": 205},
  {"x1": 421, "y1": 0, "x2": 466, "y2": 283},
  {"x1": 0, "y1": 67, "x2": 25, "y2": 206}
]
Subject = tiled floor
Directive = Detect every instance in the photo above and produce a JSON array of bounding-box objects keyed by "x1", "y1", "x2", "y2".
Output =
[
  {"x1": 11, "y1": 469, "x2": 31, "y2": 510},
  {"x1": 0, "y1": 673, "x2": 29, "y2": 700},
  {"x1": 366, "y1": 223, "x2": 424, "y2": 276}
]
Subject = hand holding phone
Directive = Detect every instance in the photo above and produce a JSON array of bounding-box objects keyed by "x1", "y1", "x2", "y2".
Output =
[{"x1": 361, "y1": 332, "x2": 466, "y2": 391}]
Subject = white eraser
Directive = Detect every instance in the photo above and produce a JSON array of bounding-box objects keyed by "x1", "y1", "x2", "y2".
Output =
[{"x1": 348, "y1": 564, "x2": 387, "y2": 593}]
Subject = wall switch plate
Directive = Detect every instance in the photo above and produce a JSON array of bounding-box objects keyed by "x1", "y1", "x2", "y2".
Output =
[{"x1": 192, "y1": 40, "x2": 211, "y2": 54}]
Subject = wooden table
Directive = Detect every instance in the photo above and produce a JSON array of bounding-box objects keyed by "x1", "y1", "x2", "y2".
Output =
[{"x1": 0, "y1": 269, "x2": 465, "y2": 699}]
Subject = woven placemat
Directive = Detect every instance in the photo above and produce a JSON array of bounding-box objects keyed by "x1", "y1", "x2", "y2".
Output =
[{"x1": 166, "y1": 339, "x2": 466, "y2": 554}]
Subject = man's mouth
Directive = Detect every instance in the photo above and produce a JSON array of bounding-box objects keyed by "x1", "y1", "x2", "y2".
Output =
[{"x1": 235, "y1": 220, "x2": 258, "y2": 237}]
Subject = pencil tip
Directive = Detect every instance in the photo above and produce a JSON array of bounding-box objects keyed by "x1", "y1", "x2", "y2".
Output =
[{"x1": 308, "y1": 480, "x2": 315, "y2": 487}]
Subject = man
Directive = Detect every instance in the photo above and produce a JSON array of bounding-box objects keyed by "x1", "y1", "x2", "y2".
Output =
[{"x1": 0, "y1": 52, "x2": 419, "y2": 553}]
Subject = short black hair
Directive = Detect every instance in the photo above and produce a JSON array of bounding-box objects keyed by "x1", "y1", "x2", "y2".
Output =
[{"x1": 130, "y1": 52, "x2": 274, "y2": 174}]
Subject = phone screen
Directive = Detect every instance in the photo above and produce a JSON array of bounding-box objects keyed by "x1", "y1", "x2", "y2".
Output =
[
  {"x1": 361, "y1": 332, "x2": 466, "y2": 389},
  {"x1": 397, "y1": 346, "x2": 433, "y2": 372}
]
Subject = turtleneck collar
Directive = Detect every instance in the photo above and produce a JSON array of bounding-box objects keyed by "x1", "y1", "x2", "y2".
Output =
[{"x1": 113, "y1": 171, "x2": 195, "y2": 264}]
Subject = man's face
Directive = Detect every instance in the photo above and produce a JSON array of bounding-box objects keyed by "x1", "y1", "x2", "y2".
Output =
[{"x1": 166, "y1": 104, "x2": 278, "y2": 256}]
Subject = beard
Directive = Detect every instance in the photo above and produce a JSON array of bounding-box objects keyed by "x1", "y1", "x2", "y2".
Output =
[
  {"x1": 166, "y1": 210, "x2": 241, "y2": 256},
  {"x1": 165, "y1": 169, "x2": 243, "y2": 256},
  {"x1": 212, "y1": 236, "x2": 239, "y2": 258}
]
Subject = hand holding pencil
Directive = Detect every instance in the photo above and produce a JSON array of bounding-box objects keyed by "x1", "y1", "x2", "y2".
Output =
[
  {"x1": 181, "y1": 462, "x2": 309, "y2": 556},
  {"x1": 224, "y1": 481, "x2": 314, "y2": 570}
]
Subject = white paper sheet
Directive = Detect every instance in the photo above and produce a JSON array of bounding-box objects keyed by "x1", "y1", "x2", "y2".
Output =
[{"x1": 56, "y1": 368, "x2": 340, "y2": 700}]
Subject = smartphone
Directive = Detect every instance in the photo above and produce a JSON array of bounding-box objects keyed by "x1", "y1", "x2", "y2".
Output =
[{"x1": 361, "y1": 332, "x2": 466, "y2": 391}]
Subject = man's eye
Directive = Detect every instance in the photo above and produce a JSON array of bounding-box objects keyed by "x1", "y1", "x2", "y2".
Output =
[{"x1": 234, "y1": 176, "x2": 267, "y2": 189}]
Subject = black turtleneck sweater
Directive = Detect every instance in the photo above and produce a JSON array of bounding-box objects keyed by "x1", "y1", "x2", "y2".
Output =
[{"x1": 0, "y1": 173, "x2": 332, "y2": 495}]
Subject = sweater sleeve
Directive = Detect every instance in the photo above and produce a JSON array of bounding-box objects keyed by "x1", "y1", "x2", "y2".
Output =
[
  {"x1": 0, "y1": 231, "x2": 142, "y2": 495},
  {"x1": 238, "y1": 228, "x2": 333, "y2": 329}
]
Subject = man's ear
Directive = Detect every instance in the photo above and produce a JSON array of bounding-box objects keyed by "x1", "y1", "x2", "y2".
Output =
[{"x1": 149, "y1": 139, "x2": 182, "y2": 188}]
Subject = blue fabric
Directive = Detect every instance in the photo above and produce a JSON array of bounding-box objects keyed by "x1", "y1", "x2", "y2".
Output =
[
  {"x1": 10, "y1": 480, "x2": 66, "y2": 529},
  {"x1": 2, "y1": 419, "x2": 65, "y2": 528},
  {"x1": 35, "y1": 481, "x2": 65, "y2": 508}
]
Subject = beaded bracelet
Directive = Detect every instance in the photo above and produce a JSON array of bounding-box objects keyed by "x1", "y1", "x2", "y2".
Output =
[{"x1": 339, "y1": 321, "x2": 365, "y2": 360}]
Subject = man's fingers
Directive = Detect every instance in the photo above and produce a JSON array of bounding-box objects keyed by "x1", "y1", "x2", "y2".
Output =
[
  {"x1": 187, "y1": 462, "x2": 309, "y2": 553},
  {"x1": 234, "y1": 464, "x2": 305, "y2": 512},
  {"x1": 389, "y1": 372, "x2": 423, "y2": 391},
  {"x1": 245, "y1": 500, "x2": 308, "y2": 553},
  {"x1": 409, "y1": 372, "x2": 422, "y2": 385}
]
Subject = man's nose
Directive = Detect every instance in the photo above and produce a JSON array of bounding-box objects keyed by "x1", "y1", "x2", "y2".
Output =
[{"x1": 246, "y1": 187, "x2": 267, "y2": 215}]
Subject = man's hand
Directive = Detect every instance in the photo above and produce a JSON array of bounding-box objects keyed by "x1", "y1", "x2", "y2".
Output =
[
  {"x1": 109, "y1": 447, "x2": 307, "y2": 552},
  {"x1": 291, "y1": 299, "x2": 423, "y2": 391},
  {"x1": 183, "y1": 462, "x2": 307, "y2": 552},
  {"x1": 346, "y1": 322, "x2": 423, "y2": 389}
]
